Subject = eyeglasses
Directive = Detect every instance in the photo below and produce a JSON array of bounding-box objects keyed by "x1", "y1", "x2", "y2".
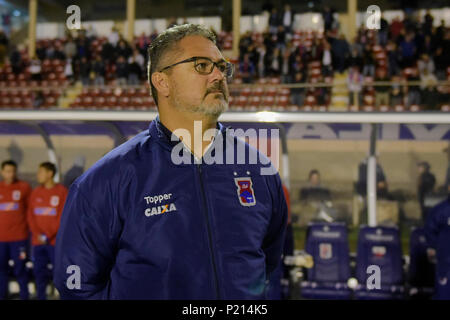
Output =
[{"x1": 158, "y1": 56, "x2": 234, "y2": 78}]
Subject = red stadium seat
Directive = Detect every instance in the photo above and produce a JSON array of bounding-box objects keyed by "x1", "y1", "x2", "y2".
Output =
[
  {"x1": 276, "y1": 95, "x2": 289, "y2": 107},
  {"x1": 394, "y1": 105, "x2": 405, "y2": 112},
  {"x1": 362, "y1": 105, "x2": 375, "y2": 112},
  {"x1": 252, "y1": 87, "x2": 264, "y2": 97},
  {"x1": 240, "y1": 87, "x2": 251, "y2": 97},
  {"x1": 248, "y1": 96, "x2": 261, "y2": 108},
  {"x1": 409, "y1": 104, "x2": 421, "y2": 112},
  {"x1": 236, "y1": 96, "x2": 248, "y2": 108},
  {"x1": 261, "y1": 96, "x2": 275, "y2": 107},
  {"x1": 305, "y1": 95, "x2": 316, "y2": 107},
  {"x1": 379, "y1": 105, "x2": 390, "y2": 112}
]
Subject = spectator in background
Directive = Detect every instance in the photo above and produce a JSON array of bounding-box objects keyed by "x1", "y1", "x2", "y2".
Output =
[
  {"x1": 64, "y1": 58, "x2": 74, "y2": 84},
  {"x1": 247, "y1": 44, "x2": 259, "y2": 75},
  {"x1": 136, "y1": 32, "x2": 150, "y2": 57},
  {"x1": 347, "y1": 66, "x2": 363, "y2": 106},
  {"x1": 0, "y1": 30, "x2": 8, "y2": 65},
  {"x1": 10, "y1": 46, "x2": 22, "y2": 75},
  {"x1": 108, "y1": 26, "x2": 120, "y2": 46},
  {"x1": 127, "y1": 56, "x2": 142, "y2": 85},
  {"x1": 362, "y1": 44, "x2": 375, "y2": 77},
  {"x1": 76, "y1": 33, "x2": 90, "y2": 60},
  {"x1": 300, "y1": 169, "x2": 331, "y2": 202},
  {"x1": 29, "y1": 56, "x2": 42, "y2": 81},
  {"x1": 101, "y1": 40, "x2": 116, "y2": 65},
  {"x1": 348, "y1": 47, "x2": 363, "y2": 71},
  {"x1": 32, "y1": 91, "x2": 45, "y2": 109},
  {"x1": 390, "y1": 16, "x2": 404, "y2": 42},
  {"x1": 322, "y1": 6, "x2": 335, "y2": 33},
  {"x1": 386, "y1": 40, "x2": 401, "y2": 77},
  {"x1": 92, "y1": 56, "x2": 106, "y2": 86},
  {"x1": 115, "y1": 56, "x2": 128, "y2": 86},
  {"x1": 399, "y1": 32, "x2": 417, "y2": 68},
  {"x1": 375, "y1": 68, "x2": 390, "y2": 107},
  {"x1": 116, "y1": 40, "x2": 132, "y2": 60},
  {"x1": 256, "y1": 43, "x2": 267, "y2": 78},
  {"x1": 390, "y1": 74, "x2": 404, "y2": 107},
  {"x1": 422, "y1": 10, "x2": 434, "y2": 36},
  {"x1": 276, "y1": 26, "x2": 287, "y2": 50},
  {"x1": 420, "y1": 68, "x2": 438, "y2": 110},
  {"x1": 420, "y1": 35, "x2": 435, "y2": 57},
  {"x1": 291, "y1": 72, "x2": 305, "y2": 107},
  {"x1": 268, "y1": 8, "x2": 280, "y2": 34},
  {"x1": 281, "y1": 48, "x2": 292, "y2": 83},
  {"x1": 281, "y1": 4, "x2": 294, "y2": 35},
  {"x1": 356, "y1": 157, "x2": 390, "y2": 199},
  {"x1": 79, "y1": 56, "x2": 91, "y2": 86},
  {"x1": 331, "y1": 34, "x2": 350, "y2": 74},
  {"x1": 53, "y1": 43, "x2": 66, "y2": 60},
  {"x1": 239, "y1": 54, "x2": 255, "y2": 84},
  {"x1": 433, "y1": 47, "x2": 448, "y2": 81},
  {"x1": 418, "y1": 54, "x2": 435, "y2": 76},
  {"x1": 35, "y1": 42, "x2": 46, "y2": 61},
  {"x1": 321, "y1": 41, "x2": 333, "y2": 77},
  {"x1": 310, "y1": 38, "x2": 323, "y2": 62},
  {"x1": 406, "y1": 68, "x2": 421, "y2": 108},
  {"x1": 378, "y1": 13, "x2": 389, "y2": 46},
  {"x1": 268, "y1": 47, "x2": 282, "y2": 77},
  {"x1": 238, "y1": 31, "x2": 252, "y2": 60},
  {"x1": 417, "y1": 161, "x2": 436, "y2": 221},
  {"x1": 64, "y1": 36, "x2": 77, "y2": 59}
]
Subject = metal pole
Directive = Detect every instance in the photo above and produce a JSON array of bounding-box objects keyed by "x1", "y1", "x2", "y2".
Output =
[
  {"x1": 347, "y1": 0, "x2": 357, "y2": 42},
  {"x1": 272, "y1": 123, "x2": 289, "y2": 190},
  {"x1": 28, "y1": 0, "x2": 38, "y2": 58},
  {"x1": 367, "y1": 123, "x2": 378, "y2": 226},
  {"x1": 232, "y1": 0, "x2": 241, "y2": 59},
  {"x1": 126, "y1": 0, "x2": 136, "y2": 44}
]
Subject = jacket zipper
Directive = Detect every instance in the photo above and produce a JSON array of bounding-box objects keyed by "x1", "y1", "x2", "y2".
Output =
[{"x1": 197, "y1": 163, "x2": 221, "y2": 299}]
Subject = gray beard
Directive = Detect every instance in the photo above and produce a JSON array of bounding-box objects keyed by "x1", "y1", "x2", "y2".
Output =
[{"x1": 171, "y1": 93, "x2": 229, "y2": 118}]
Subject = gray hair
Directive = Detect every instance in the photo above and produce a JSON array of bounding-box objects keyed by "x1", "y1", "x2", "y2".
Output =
[{"x1": 147, "y1": 24, "x2": 217, "y2": 106}]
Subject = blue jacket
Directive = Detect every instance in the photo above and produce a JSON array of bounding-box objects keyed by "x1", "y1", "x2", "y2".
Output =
[
  {"x1": 424, "y1": 195, "x2": 450, "y2": 300},
  {"x1": 54, "y1": 118, "x2": 288, "y2": 299}
]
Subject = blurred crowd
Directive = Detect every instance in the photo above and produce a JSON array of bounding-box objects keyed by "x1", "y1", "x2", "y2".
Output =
[{"x1": 0, "y1": 7, "x2": 449, "y2": 110}]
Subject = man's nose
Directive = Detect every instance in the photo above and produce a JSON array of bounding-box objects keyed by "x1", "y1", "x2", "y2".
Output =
[{"x1": 209, "y1": 64, "x2": 225, "y2": 82}]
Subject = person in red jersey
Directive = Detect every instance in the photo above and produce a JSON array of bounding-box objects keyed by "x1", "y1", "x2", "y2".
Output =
[
  {"x1": 0, "y1": 160, "x2": 32, "y2": 300},
  {"x1": 27, "y1": 162, "x2": 67, "y2": 300}
]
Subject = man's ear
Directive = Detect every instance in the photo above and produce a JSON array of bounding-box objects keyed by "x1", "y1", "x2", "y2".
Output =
[{"x1": 151, "y1": 72, "x2": 170, "y2": 98}]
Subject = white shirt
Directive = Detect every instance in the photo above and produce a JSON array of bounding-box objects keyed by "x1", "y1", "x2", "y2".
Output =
[{"x1": 283, "y1": 11, "x2": 292, "y2": 27}]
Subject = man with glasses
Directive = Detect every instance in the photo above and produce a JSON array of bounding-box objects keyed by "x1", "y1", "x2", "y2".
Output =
[{"x1": 55, "y1": 24, "x2": 287, "y2": 300}]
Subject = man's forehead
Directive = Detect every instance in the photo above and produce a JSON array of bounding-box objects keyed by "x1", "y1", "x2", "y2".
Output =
[{"x1": 177, "y1": 35, "x2": 224, "y2": 61}]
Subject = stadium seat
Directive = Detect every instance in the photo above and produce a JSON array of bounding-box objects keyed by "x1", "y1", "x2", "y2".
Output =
[
  {"x1": 354, "y1": 225, "x2": 405, "y2": 299},
  {"x1": 408, "y1": 227, "x2": 435, "y2": 299},
  {"x1": 300, "y1": 222, "x2": 352, "y2": 299}
]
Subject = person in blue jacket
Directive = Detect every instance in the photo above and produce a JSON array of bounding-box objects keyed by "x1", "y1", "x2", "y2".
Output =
[
  {"x1": 54, "y1": 24, "x2": 288, "y2": 300},
  {"x1": 424, "y1": 184, "x2": 450, "y2": 300}
]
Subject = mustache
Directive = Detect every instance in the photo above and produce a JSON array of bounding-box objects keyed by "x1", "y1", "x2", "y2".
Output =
[{"x1": 204, "y1": 82, "x2": 228, "y2": 100}]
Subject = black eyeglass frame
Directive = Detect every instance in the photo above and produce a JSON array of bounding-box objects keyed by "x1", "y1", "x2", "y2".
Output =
[{"x1": 158, "y1": 56, "x2": 234, "y2": 78}]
